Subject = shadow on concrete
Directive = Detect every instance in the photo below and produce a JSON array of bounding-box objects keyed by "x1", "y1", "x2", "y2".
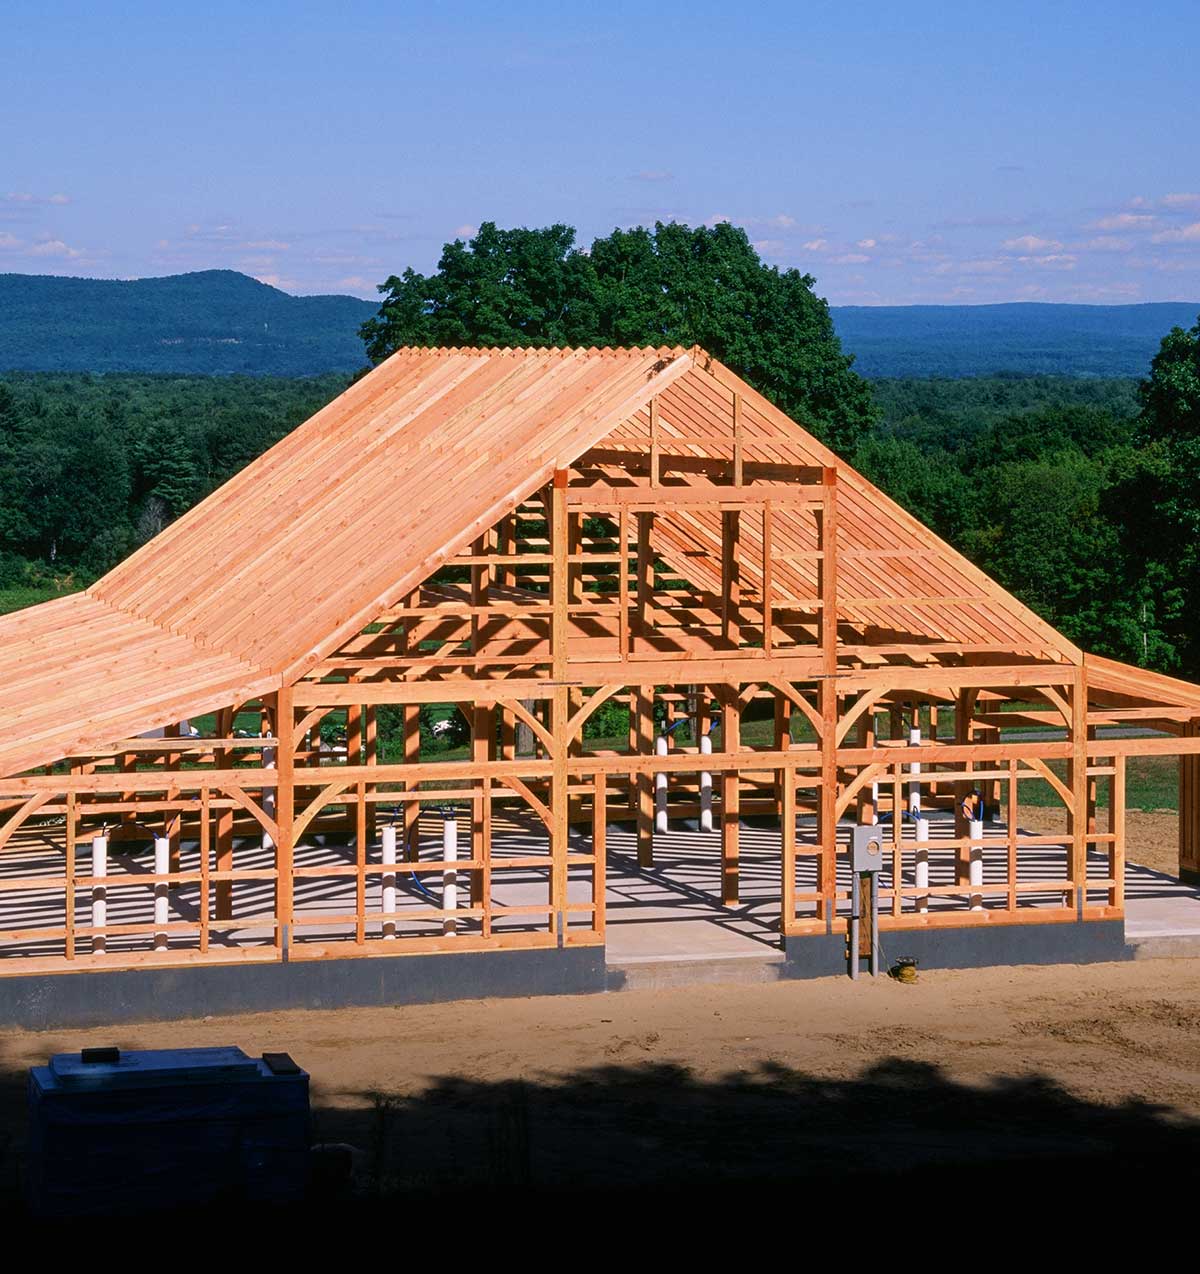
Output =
[{"x1": 1, "y1": 1051, "x2": 1197, "y2": 1225}]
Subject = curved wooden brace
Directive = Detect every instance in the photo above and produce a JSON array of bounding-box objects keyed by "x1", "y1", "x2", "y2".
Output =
[
  {"x1": 835, "y1": 763, "x2": 889, "y2": 821},
  {"x1": 294, "y1": 707, "x2": 335, "y2": 749},
  {"x1": 495, "y1": 776, "x2": 553, "y2": 834},
  {"x1": 565, "y1": 684, "x2": 625, "y2": 744},
  {"x1": 291, "y1": 781, "x2": 350, "y2": 842},
  {"x1": 0, "y1": 789, "x2": 57, "y2": 853},
  {"x1": 219, "y1": 785, "x2": 281, "y2": 847},
  {"x1": 836, "y1": 689, "x2": 886, "y2": 746},
  {"x1": 1023, "y1": 757, "x2": 1073, "y2": 807},
  {"x1": 1036, "y1": 685, "x2": 1072, "y2": 728},
  {"x1": 502, "y1": 699, "x2": 555, "y2": 757},
  {"x1": 766, "y1": 678, "x2": 823, "y2": 736},
  {"x1": 738, "y1": 682, "x2": 763, "y2": 713}
]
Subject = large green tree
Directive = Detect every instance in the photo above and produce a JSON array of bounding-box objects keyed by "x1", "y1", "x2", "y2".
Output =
[
  {"x1": 1115, "y1": 315, "x2": 1200, "y2": 672},
  {"x1": 361, "y1": 220, "x2": 877, "y2": 454}
]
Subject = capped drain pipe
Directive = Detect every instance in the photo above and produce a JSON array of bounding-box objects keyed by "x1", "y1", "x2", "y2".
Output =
[
  {"x1": 441, "y1": 805, "x2": 458, "y2": 937},
  {"x1": 91, "y1": 830, "x2": 108, "y2": 955},
  {"x1": 699, "y1": 726, "x2": 715, "y2": 832},
  {"x1": 153, "y1": 833, "x2": 170, "y2": 950},
  {"x1": 381, "y1": 820, "x2": 398, "y2": 939}
]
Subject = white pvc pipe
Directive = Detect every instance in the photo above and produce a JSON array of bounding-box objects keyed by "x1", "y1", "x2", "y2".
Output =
[
  {"x1": 699, "y1": 734, "x2": 714, "y2": 832},
  {"x1": 261, "y1": 743, "x2": 276, "y2": 851},
  {"x1": 91, "y1": 833, "x2": 108, "y2": 955},
  {"x1": 915, "y1": 815, "x2": 930, "y2": 913},
  {"x1": 381, "y1": 824, "x2": 397, "y2": 939},
  {"x1": 153, "y1": 834, "x2": 170, "y2": 950},
  {"x1": 969, "y1": 817, "x2": 984, "y2": 910},
  {"x1": 443, "y1": 814, "x2": 458, "y2": 936},
  {"x1": 908, "y1": 725, "x2": 922, "y2": 816},
  {"x1": 655, "y1": 734, "x2": 669, "y2": 834}
]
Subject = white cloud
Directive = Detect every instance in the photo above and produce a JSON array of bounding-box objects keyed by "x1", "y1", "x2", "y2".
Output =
[
  {"x1": 1088, "y1": 212, "x2": 1157, "y2": 231},
  {"x1": 29, "y1": 238, "x2": 82, "y2": 259},
  {"x1": 801, "y1": 238, "x2": 829, "y2": 252},
  {"x1": 4, "y1": 191, "x2": 71, "y2": 206},
  {"x1": 1002, "y1": 234, "x2": 1063, "y2": 253},
  {"x1": 1078, "y1": 236, "x2": 1134, "y2": 253},
  {"x1": 1151, "y1": 221, "x2": 1200, "y2": 244},
  {"x1": 1162, "y1": 193, "x2": 1200, "y2": 210},
  {"x1": 856, "y1": 238, "x2": 877, "y2": 249},
  {"x1": 451, "y1": 223, "x2": 476, "y2": 240},
  {"x1": 0, "y1": 232, "x2": 20, "y2": 250},
  {"x1": 831, "y1": 253, "x2": 870, "y2": 265},
  {"x1": 241, "y1": 239, "x2": 290, "y2": 251},
  {"x1": 1016, "y1": 252, "x2": 1077, "y2": 269}
]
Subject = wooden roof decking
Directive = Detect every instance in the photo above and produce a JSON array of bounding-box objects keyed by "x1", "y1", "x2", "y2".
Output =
[{"x1": 0, "y1": 593, "x2": 275, "y2": 778}]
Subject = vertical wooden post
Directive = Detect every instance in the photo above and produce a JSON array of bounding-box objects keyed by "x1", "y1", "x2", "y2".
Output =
[
  {"x1": 648, "y1": 397, "x2": 661, "y2": 487},
  {"x1": 480, "y1": 776, "x2": 493, "y2": 937},
  {"x1": 721, "y1": 509, "x2": 740, "y2": 648},
  {"x1": 364, "y1": 705, "x2": 378, "y2": 843},
  {"x1": 1182, "y1": 720, "x2": 1200, "y2": 883},
  {"x1": 762, "y1": 501, "x2": 774, "y2": 657},
  {"x1": 856, "y1": 714, "x2": 876, "y2": 825},
  {"x1": 636, "y1": 688, "x2": 655, "y2": 867},
  {"x1": 721, "y1": 688, "x2": 741, "y2": 905},
  {"x1": 593, "y1": 772, "x2": 607, "y2": 942},
  {"x1": 472, "y1": 703, "x2": 493, "y2": 908},
  {"x1": 215, "y1": 705, "x2": 234, "y2": 919},
  {"x1": 1110, "y1": 753, "x2": 1125, "y2": 909},
  {"x1": 1007, "y1": 759, "x2": 1019, "y2": 913},
  {"x1": 1069, "y1": 668, "x2": 1088, "y2": 914},
  {"x1": 773, "y1": 689, "x2": 790, "y2": 816},
  {"x1": 635, "y1": 510, "x2": 653, "y2": 649},
  {"x1": 618, "y1": 506, "x2": 630, "y2": 658},
  {"x1": 817, "y1": 468, "x2": 839, "y2": 922},
  {"x1": 953, "y1": 690, "x2": 973, "y2": 885},
  {"x1": 732, "y1": 392, "x2": 744, "y2": 487},
  {"x1": 781, "y1": 760, "x2": 796, "y2": 935},
  {"x1": 65, "y1": 774, "x2": 77, "y2": 961},
  {"x1": 403, "y1": 704, "x2": 421, "y2": 861},
  {"x1": 551, "y1": 470, "x2": 570, "y2": 938},
  {"x1": 275, "y1": 686, "x2": 295, "y2": 950}
]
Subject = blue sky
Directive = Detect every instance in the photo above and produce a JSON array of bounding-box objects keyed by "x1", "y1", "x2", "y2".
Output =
[{"x1": 2, "y1": 0, "x2": 1198, "y2": 304}]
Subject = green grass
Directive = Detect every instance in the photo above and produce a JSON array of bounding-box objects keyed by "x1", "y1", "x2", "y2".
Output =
[{"x1": 0, "y1": 583, "x2": 79, "y2": 615}]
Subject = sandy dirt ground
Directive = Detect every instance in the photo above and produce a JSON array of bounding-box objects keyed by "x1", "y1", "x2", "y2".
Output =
[
  {"x1": 3, "y1": 956, "x2": 1198, "y2": 1208},
  {"x1": 1020, "y1": 804, "x2": 1179, "y2": 874}
]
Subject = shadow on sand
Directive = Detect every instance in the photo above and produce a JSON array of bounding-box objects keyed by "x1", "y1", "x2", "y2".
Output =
[{"x1": 2, "y1": 1050, "x2": 1196, "y2": 1223}]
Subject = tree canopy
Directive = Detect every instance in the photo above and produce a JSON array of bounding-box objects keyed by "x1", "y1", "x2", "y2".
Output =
[{"x1": 361, "y1": 220, "x2": 878, "y2": 455}]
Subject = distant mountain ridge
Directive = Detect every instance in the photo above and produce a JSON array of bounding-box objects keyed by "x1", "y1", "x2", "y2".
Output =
[
  {"x1": 0, "y1": 270, "x2": 1195, "y2": 378},
  {"x1": 832, "y1": 301, "x2": 1200, "y2": 378},
  {"x1": 0, "y1": 270, "x2": 376, "y2": 375}
]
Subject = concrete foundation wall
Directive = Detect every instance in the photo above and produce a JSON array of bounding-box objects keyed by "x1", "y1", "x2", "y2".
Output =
[
  {"x1": 784, "y1": 919, "x2": 1130, "y2": 976},
  {"x1": 0, "y1": 945, "x2": 607, "y2": 1032}
]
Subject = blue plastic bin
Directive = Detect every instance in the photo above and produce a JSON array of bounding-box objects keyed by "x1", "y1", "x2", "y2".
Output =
[{"x1": 27, "y1": 1046, "x2": 310, "y2": 1215}]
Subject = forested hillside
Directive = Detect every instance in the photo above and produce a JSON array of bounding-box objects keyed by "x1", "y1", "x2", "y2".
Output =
[
  {"x1": 0, "y1": 271, "x2": 374, "y2": 375},
  {"x1": 834, "y1": 302, "x2": 1200, "y2": 377}
]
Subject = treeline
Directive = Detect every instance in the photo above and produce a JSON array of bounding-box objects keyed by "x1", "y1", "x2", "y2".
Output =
[{"x1": 0, "y1": 372, "x2": 348, "y2": 588}]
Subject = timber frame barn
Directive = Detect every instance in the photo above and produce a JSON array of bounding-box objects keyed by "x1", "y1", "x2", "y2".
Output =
[{"x1": 3, "y1": 344, "x2": 1200, "y2": 1024}]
